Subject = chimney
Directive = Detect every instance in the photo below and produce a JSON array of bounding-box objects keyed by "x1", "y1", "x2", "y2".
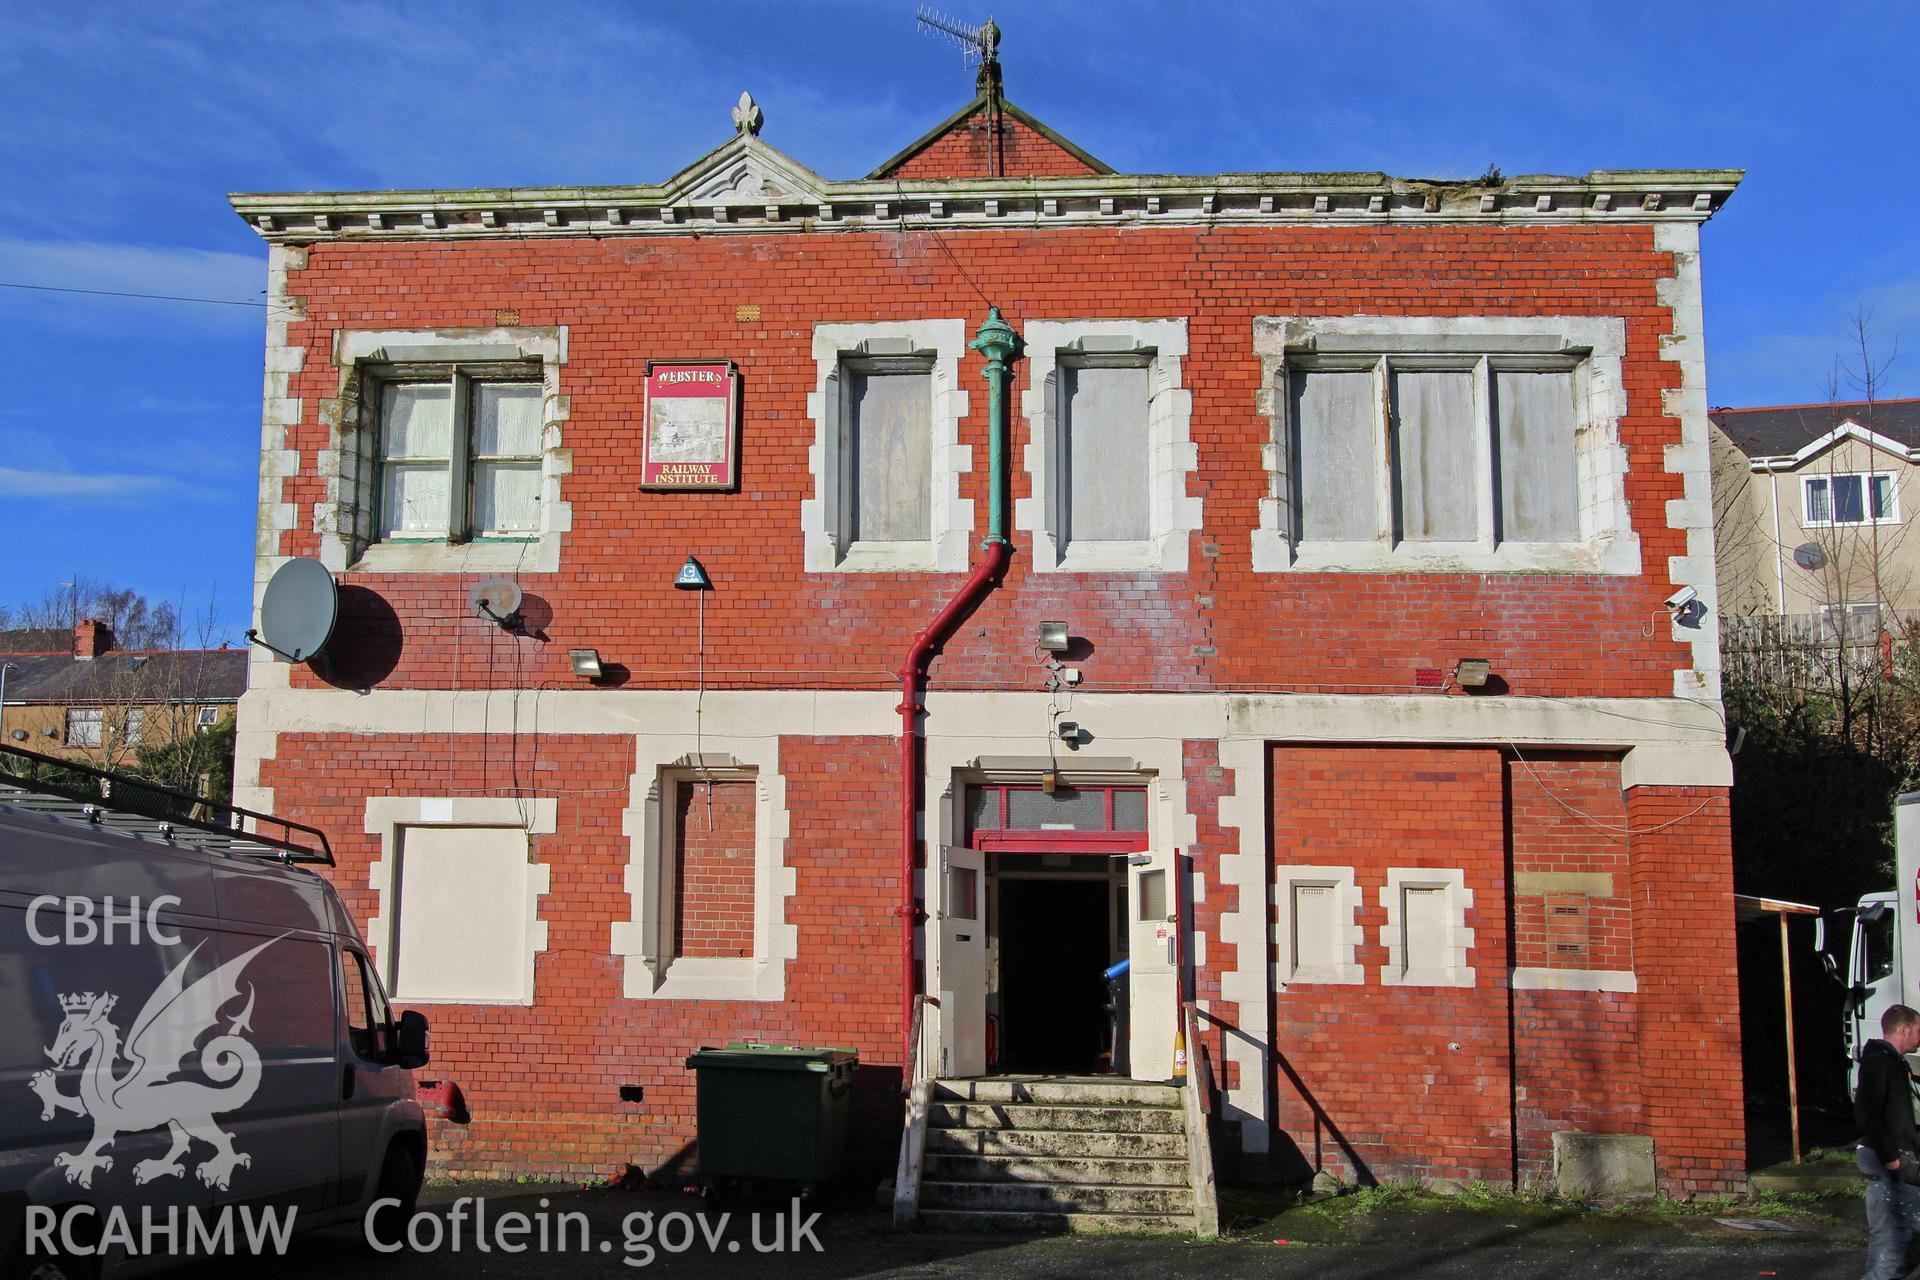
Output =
[{"x1": 74, "y1": 619, "x2": 114, "y2": 660}]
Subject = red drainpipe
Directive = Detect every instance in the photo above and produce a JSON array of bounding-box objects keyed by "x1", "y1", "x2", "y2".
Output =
[{"x1": 898, "y1": 308, "x2": 1018, "y2": 1069}]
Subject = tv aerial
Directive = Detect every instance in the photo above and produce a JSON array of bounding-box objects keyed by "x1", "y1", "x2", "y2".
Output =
[
  {"x1": 916, "y1": 7, "x2": 998, "y2": 66},
  {"x1": 468, "y1": 577, "x2": 524, "y2": 628},
  {"x1": 248, "y1": 557, "x2": 338, "y2": 663}
]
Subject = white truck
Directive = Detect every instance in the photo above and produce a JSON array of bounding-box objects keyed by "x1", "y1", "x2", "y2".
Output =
[
  {"x1": 1841, "y1": 792, "x2": 1920, "y2": 1088},
  {"x1": 0, "y1": 745, "x2": 431, "y2": 1277}
]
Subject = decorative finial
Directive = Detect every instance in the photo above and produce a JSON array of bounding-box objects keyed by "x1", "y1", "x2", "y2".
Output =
[{"x1": 732, "y1": 92, "x2": 763, "y2": 137}]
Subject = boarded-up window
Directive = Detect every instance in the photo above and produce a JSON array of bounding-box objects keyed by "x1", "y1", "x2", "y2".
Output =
[
  {"x1": 1291, "y1": 883, "x2": 1339, "y2": 973},
  {"x1": 391, "y1": 825, "x2": 533, "y2": 1002},
  {"x1": 1391, "y1": 369, "x2": 1477, "y2": 541},
  {"x1": 840, "y1": 364, "x2": 932, "y2": 545},
  {"x1": 1401, "y1": 885, "x2": 1451, "y2": 975},
  {"x1": 376, "y1": 372, "x2": 543, "y2": 541},
  {"x1": 1061, "y1": 363, "x2": 1151, "y2": 545},
  {"x1": 379, "y1": 383, "x2": 454, "y2": 537},
  {"x1": 1291, "y1": 368, "x2": 1378, "y2": 541},
  {"x1": 471, "y1": 382, "x2": 542, "y2": 535},
  {"x1": 1495, "y1": 369, "x2": 1579, "y2": 542}
]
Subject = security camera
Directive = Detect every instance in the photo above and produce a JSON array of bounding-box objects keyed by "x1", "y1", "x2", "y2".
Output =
[{"x1": 1664, "y1": 586, "x2": 1698, "y2": 611}]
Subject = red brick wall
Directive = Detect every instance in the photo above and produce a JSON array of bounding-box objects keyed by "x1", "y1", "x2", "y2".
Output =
[
  {"x1": 886, "y1": 107, "x2": 1102, "y2": 179},
  {"x1": 673, "y1": 779, "x2": 755, "y2": 959},
  {"x1": 1627, "y1": 786, "x2": 1745, "y2": 1196},
  {"x1": 269, "y1": 222, "x2": 1696, "y2": 703},
  {"x1": 1267, "y1": 745, "x2": 1513, "y2": 1186},
  {"x1": 258, "y1": 731, "x2": 902, "y2": 1181}
]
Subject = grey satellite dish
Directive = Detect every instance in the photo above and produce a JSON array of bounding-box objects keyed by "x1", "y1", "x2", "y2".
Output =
[
  {"x1": 1792, "y1": 543, "x2": 1828, "y2": 571},
  {"x1": 249, "y1": 557, "x2": 337, "y2": 662},
  {"x1": 468, "y1": 578, "x2": 524, "y2": 626}
]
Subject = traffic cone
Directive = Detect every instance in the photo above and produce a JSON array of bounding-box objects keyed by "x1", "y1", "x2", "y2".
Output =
[{"x1": 1172, "y1": 1024, "x2": 1188, "y2": 1084}]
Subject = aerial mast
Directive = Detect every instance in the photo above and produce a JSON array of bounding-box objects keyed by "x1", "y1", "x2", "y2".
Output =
[{"x1": 915, "y1": 9, "x2": 1003, "y2": 177}]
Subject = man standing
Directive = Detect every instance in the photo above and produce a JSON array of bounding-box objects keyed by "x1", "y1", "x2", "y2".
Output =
[{"x1": 1858, "y1": 1003, "x2": 1920, "y2": 1278}]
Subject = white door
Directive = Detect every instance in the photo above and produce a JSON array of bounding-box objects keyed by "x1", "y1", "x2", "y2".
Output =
[
  {"x1": 1127, "y1": 848, "x2": 1178, "y2": 1080},
  {"x1": 938, "y1": 845, "x2": 988, "y2": 1077}
]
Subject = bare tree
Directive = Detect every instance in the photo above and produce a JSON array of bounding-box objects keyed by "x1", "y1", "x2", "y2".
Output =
[{"x1": 14, "y1": 576, "x2": 181, "y2": 651}]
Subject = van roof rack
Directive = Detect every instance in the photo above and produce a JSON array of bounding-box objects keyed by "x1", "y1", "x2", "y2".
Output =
[{"x1": 0, "y1": 741, "x2": 334, "y2": 866}]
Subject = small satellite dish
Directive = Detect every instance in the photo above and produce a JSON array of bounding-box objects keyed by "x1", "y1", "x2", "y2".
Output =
[
  {"x1": 250, "y1": 557, "x2": 337, "y2": 663},
  {"x1": 1792, "y1": 543, "x2": 1828, "y2": 571},
  {"x1": 468, "y1": 578, "x2": 524, "y2": 625}
]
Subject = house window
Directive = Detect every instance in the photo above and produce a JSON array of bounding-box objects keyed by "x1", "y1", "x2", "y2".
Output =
[
  {"x1": 123, "y1": 707, "x2": 145, "y2": 742},
  {"x1": 965, "y1": 783, "x2": 1149, "y2": 849},
  {"x1": 671, "y1": 777, "x2": 757, "y2": 960},
  {"x1": 195, "y1": 706, "x2": 219, "y2": 732},
  {"x1": 65, "y1": 708, "x2": 102, "y2": 747},
  {"x1": 1288, "y1": 357, "x2": 1579, "y2": 548},
  {"x1": 806, "y1": 322, "x2": 970, "y2": 573},
  {"x1": 1819, "y1": 602, "x2": 1884, "y2": 644},
  {"x1": 1253, "y1": 316, "x2": 1635, "y2": 574},
  {"x1": 1019, "y1": 320, "x2": 1200, "y2": 573},
  {"x1": 1804, "y1": 472, "x2": 1897, "y2": 527},
  {"x1": 372, "y1": 369, "x2": 543, "y2": 541}
]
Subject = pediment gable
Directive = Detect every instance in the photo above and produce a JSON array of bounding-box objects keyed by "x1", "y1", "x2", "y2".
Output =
[{"x1": 659, "y1": 132, "x2": 829, "y2": 214}]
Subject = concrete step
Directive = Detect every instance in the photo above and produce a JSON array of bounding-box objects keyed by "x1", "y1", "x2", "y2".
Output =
[
  {"x1": 925, "y1": 1152, "x2": 1189, "y2": 1187},
  {"x1": 934, "y1": 1078, "x2": 1180, "y2": 1108},
  {"x1": 925, "y1": 1126, "x2": 1188, "y2": 1161},
  {"x1": 929, "y1": 1101, "x2": 1184, "y2": 1134},
  {"x1": 918, "y1": 1208, "x2": 1195, "y2": 1236},
  {"x1": 921, "y1": 1178, "x2": 1194, "y2": 1216}
]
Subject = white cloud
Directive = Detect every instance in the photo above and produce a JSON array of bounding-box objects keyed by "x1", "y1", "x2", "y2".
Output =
[{"x1": 0, "y1": 468, "x2": 218, "y2": 504}]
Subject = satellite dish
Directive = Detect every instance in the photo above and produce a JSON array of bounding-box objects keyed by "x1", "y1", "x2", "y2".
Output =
[
  {"x1": 250, "y1": 557, "x2": 337, "y2": 663},
  {"x1": 1792, "y1": 543, "x2": 1828, "y2": 571},
  {"x1": 468, "y1": 578, "x2": 524, "y2": 625}
]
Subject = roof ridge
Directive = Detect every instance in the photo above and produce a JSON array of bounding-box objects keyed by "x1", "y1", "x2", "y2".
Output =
[{"x1": 1712, "y1": 396, "x2": 1920, "y2": 414}]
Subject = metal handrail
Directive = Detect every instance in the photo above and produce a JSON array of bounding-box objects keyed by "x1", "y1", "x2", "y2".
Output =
[
  {"x1": 0, "y1": 741, "x2": 333, "y2": 865},
  {"x1": 893, "y1": 993, "x2": 940, "y2": 1229}
]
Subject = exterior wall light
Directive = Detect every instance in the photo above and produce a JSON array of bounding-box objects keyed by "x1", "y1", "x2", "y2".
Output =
[
  {"x1": 1452, "y1": 658, "x2": 1493, "y2": 688},
  {"x1": 569, "y1": 648, "x2": 604, "y2": 679},
  {"x1": 1038, "y1": 620, "x2": 1070, "y2": 653}
]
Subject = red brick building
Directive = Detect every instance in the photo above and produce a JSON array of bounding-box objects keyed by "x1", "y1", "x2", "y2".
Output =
[{"x1": 231, "y1": 70, "x2": 1744, "y2": 1199}]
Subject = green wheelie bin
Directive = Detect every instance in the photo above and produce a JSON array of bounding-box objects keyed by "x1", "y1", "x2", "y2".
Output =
[{"x1": 684, "y1": 1042, "x2": 857, "y2": 1203}]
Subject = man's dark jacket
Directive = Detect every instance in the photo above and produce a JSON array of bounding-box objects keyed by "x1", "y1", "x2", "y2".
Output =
[{"x1": 1857, "y1": 1038, "x2": 1920, "y2": 1167}]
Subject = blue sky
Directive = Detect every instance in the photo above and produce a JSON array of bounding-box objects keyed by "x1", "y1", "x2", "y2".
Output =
[{"x1": 1, "y1": 0, "x2": 1915, "y2": 641}]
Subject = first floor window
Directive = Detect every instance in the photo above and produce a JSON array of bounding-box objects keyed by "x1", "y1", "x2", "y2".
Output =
[
  {"x1": 1288, "y1": 356, "x2": 1581, "y2": 547},
  {"x1": 1804, "y1": 472, "x2": 1896, "y2": 526},
  {"x1": 195, "y1": 705, "x2": 219, "y2": 732},
  {"x1": 834, "y1": 357, "x2": 933, "y2": 550},
  {"x1": 123, "y1": 707, "x2": 145, "y2": 741},
  {"x1": 370, "y1": 365, "x2": 543, "y2": 542},
  {"x1": 65, "y1": 708, "x2": 102, "y2": 747},
  {"x1": 1059, "y1": 359, "x2": 1153, "y2": 547}
]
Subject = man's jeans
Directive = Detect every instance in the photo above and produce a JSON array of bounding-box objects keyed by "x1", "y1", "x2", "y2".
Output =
[{"x1": 1860, "y1": 1145, "x2": 1920, "y2": 1279}]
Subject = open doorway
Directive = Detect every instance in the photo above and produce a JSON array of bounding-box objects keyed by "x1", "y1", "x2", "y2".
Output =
[{"x1": 989, "y1": 853, "x2": 1127, "y2": 1075}]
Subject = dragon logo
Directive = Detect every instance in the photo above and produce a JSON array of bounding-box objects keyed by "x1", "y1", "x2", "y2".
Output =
[{"x1": 28, "y1": 937, "x2": 278, "y2": 1191}]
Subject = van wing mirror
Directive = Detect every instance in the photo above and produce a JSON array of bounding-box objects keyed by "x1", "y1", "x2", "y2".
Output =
[{"x1": 394, "y1": 1009, "x2": 430, "y2": 1070}]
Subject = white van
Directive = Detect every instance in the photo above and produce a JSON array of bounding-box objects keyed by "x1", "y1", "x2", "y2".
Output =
[{"x1": 0, "y1": 747, "x2": 430, "y2": 1277}]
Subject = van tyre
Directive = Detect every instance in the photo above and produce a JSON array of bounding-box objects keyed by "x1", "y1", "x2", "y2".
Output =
[{"x1": 367, "y1": 1143, "x2": 423, "y2": 1248}]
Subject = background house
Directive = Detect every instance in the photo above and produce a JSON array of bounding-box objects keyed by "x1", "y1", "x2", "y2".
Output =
[
  {"x1": 0, "y1": 620, "x2": 246, "y2": 790},
  {"x1": 1710, "y1": 398, "x2": 1920, "y2": 639},
  {"x1": 226, "y1": 67, "x2": 1743, "y2": 1203}
]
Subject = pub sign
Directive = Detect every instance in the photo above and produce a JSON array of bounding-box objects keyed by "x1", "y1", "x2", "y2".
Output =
[{"x1": 641, "y1": 360, "x2": 739, "y2": 490}]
